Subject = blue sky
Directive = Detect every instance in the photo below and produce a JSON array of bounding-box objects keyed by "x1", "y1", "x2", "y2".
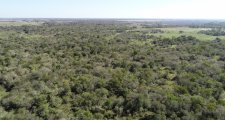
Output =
[{"x1": 0, "y1": 0, "x2": 224, "y2": 19}]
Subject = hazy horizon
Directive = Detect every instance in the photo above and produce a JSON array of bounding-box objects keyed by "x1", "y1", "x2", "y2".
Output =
[{"x1": 1, "y1": 0, "x2": 225, "y2": 19}]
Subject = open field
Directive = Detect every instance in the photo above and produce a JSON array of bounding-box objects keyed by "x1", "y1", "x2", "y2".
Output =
[
  {"x1": 152, "y1": 27, "x2": 225, "y2": 41},
  {"x1": 130, "y1": 26, "x2": 225, "y2": 41}
]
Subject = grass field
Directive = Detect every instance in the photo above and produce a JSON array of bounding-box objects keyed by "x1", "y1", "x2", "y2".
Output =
[
  {"x1": 133, "y1": 26, "x2": 225, "y2": 41},
  {"x1": 152, "y1": 27, "x2": 225, "y2": 41}
]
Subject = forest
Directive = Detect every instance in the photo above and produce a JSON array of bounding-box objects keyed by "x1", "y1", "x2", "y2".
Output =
[{"x1": 0, "y1": 19, "x2": 225, "y2": 120}]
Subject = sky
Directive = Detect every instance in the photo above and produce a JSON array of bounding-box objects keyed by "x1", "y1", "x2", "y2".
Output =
[{"x1": 0, "y1": 0, "x2": 225, "y2": 19}]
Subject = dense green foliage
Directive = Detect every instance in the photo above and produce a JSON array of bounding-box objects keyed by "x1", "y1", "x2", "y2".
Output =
[
  {"x1": 199, "y1": 29, "x2": 225, "y2": 36},
  {"x1": 0, "y1": 21, "x2": 225, "y2": 120}
]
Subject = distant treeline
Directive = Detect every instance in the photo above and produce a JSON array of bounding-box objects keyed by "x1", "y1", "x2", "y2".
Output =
[{"x1": 190, "y1": 22, "x2": 225, "y2": 28}]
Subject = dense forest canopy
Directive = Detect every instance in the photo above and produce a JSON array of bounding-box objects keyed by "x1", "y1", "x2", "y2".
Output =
[{"x1": 0, "y1": 20, "x2": 225, "y2": 120}]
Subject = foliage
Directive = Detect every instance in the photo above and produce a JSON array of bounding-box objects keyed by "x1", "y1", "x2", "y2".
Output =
[{"x1": 0, "y1": 21, "x2": 225, "y2": 119}]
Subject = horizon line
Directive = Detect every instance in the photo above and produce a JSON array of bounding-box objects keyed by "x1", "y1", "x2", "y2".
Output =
[{"x1": 0, "y1": 18, "x2": 225, "y2": 20}]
